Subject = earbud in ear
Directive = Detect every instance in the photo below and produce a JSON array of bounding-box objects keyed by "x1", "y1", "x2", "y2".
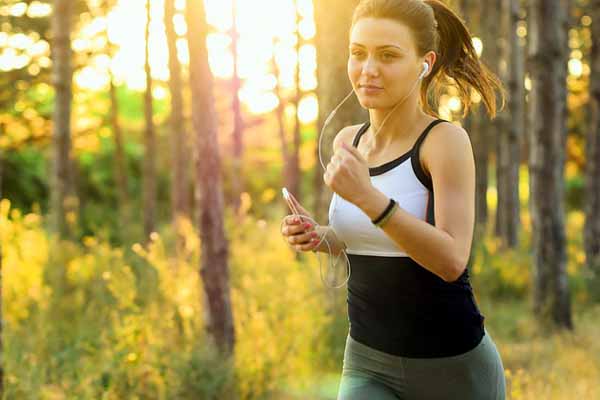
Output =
[{"x1": 419, "y1": 62, "x2": 429, "y2": 80}]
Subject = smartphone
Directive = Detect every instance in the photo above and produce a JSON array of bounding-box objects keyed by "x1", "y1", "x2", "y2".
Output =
[{"x1": 281, "y1": 187, "x2": 300, "y2": 216}]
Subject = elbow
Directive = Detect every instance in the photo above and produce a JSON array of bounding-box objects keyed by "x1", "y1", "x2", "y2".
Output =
[{"x1": 442, "y1": 260, "x2": 467, "y2": 283}]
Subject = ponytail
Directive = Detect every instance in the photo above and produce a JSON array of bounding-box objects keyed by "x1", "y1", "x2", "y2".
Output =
[{"x1": 423, "y1": 0, "x2": 505, "y2": 118}]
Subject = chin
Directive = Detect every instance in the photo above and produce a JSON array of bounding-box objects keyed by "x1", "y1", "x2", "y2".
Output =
[{"x1": 358, "y1": 97, "x2": 388, "y2": 110}]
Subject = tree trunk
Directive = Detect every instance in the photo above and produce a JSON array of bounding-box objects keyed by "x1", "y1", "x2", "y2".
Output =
[
  {"x1": 493, "y1": 0, "x2": 509, "y2": 240},
  {"x1": 497, "y1": 0, "x2": 523, "y2": 248},
  {"x1": 457, "y1": 0, "x2": 472, "y2": 29},
  {"x1": 290, "y1": 0, "x2": 303, "y2": 204},
  {"x1": 585, "y1": 0, "x2": 600, "y2": 294},
  {"x1": 50, "y1": 0, "x2": 75, "y2": 238},
  {"x1": 313, "y1": 0, "x2": 367, "y2": 223},
  {"x1": 186, "y1": 0, "x2": 235, "y2": 356},
  {"x1": 461, "y1": 0, "x2": 489, "y2": 231},
  {"x1": 230, "y1": 0, "x2": 244, "y2": 213},
  {"x1": 165, "y1": 0, "x2": 190, "y2": 249},
  {"x1": 109, "y1": 75, "x2": 130, "y2": 240},
  {"x1": 0, "y1": 123, "x2": 4, "y2": 396},
  {"x1": 528, "y1": 0, "x2": 572, "y2": 329},
  {"x1": 507, "y1": 0, "x2": 524, "y2": 247},
  {"x1": 459, "y1": 0, "x2": 488, "y2": 264},
  {"x1": 143, "y1": 0, "x2": 157, "y2": 239},
  {"x1": 271, "y1": 37, "x2": 293, "y2": 208},
  {"x1": 102, "y1": 0, "x2": 131, "y2": 242},
  {"x1": 480, "y1": 0, "x2": 502, "y2": 238}
]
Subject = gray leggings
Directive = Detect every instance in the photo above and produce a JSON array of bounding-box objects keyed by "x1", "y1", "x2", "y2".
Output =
[{"x1": 337, "y1": 328, "x2": 506, "y2": 400}]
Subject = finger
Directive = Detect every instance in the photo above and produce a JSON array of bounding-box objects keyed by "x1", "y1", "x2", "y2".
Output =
[
  {"x1": 337, "y1": 154, "x2": 350, "y2": 169},
  {"x1": 299, "y1": 230, "x2": 319, "y2": 242},
  {"x1": 325, "y1": 162, "x2": 338, "y2": 181},
  {"x1": 285, "y1": 214, "x2": 312, "y2": 226},
  {"x1": 333, "y1": 152, "x2": 348, "y2": 168},
  {"x1": 331, "y1": 158, "x2": 341, "y2": 170},
  {"x1": 325, "y1": 164, "x2": 333, "y2": 177},
  {"x1": 327, "y1": 157, "x2": 340, "y2": 173},
  {"x1": 282, "y1": 223, "x2": 297, "y2": 236},
  {"x1": 289, "y1": 221, "x2": 315, "y2": 236},
  {"x1": 284, "y1": 215, "x2": 301, "y2": 225},
  {"x1": 341, "y1": 141, "x2": 366, "y2": 162},
  {"x1": 288, "y1": 232, "x2": 311, "y2": 245},
  {"x1": 296, "y1": 238, "x2": 320, "y2": 252},
  {"x1": 288, "y1": 230, "x2": 317, "y2": 244}
]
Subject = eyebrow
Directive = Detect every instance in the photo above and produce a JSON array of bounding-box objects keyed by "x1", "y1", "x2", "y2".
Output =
[{"x1": 349, "y1": 43, "x2": 404, "y2": 50}]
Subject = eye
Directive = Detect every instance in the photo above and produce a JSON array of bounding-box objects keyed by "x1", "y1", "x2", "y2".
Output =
[{"x1": 382, "y1": 52, "x2": 396, "y2": 59}]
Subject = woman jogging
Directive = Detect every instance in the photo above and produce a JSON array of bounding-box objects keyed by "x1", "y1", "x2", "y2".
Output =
[{"x1": 281, "y1": 0, "x2": 506, "y2": 398}]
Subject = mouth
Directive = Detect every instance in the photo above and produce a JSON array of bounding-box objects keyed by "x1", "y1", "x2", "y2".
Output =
[{"x1": 359, "y1": 84, "x2": 383, "y2": 89}]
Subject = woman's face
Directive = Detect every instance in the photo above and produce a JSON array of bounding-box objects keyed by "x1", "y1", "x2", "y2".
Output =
[{"x1": 348, "y1": 18, "x2": 423, "y2": 110}]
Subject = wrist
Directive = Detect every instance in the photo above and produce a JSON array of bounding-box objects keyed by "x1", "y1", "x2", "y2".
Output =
[
  {"x1": 311, "y1": 225, "x2": 329, "y2": 253},
  {"x1": 355, "y1": 185, "x2": 376, "y2": 209},
  {"x1": 372, "y1": 199, "x2": 398, "y2": 228},
  {"x1": 357, "y1": 187, "x2": 389, "y2": 219}
]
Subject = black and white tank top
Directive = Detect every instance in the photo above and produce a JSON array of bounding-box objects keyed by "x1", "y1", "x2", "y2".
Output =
[{"x1": 328, "y1": 119, "x2": 486, "y2": 358}]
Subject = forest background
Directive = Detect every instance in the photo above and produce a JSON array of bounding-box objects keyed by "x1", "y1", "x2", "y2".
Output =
[{"x1": 1, "y1": 0, "x2": 600, "y2": 398}]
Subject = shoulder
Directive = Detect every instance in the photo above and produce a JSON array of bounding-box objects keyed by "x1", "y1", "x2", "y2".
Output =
[
  {"x1": 332, "y1": 124, "x2": 364, "y2": 153},
  {"x1": 421, "y1": 121, "x2": 474, "y2": 178}
]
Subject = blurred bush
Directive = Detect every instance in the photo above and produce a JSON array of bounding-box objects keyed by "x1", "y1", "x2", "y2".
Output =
[{"x1": 0, "y1": 198, "x2": 334, "y2": 399}]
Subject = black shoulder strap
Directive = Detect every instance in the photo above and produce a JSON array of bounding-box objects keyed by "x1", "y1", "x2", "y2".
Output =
[
  {"x1": 352, "y1": 119, "x2": 447, "y2": 149},
  {"x1": 352, "y1": 122, "x2": 371, "y2": 147},
  {"x1": 412, "y1": 119, "x2": 447, "y2": 153},
  {"x1": 411, "y1": 119, "x2": 448, "y2": 192}
]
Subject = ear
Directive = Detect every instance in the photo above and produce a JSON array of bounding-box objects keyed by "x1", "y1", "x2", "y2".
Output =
[{"x1": 423, "y1": 51, "x2": 437, "y2": 77}]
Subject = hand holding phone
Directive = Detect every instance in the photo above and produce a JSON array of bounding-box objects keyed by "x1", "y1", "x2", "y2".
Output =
[{"x1": 281, "y1": 187, "x2": 320, "y2": 252}]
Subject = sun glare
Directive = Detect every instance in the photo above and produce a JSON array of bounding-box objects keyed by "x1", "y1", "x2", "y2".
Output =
[
  {"x1": 3, "y1": 0, "x2": 318, "y2": 121},
  {"x1": 472, "y1": 37, "x2": 483, "y2": 58},
  {"x1": 107, "y1": 0, "x2": 316, "y2": 120}
]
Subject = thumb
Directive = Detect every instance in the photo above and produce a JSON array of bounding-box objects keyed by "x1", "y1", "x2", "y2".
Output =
[{"x1": 341, "y1": 141, "x2": 367, "y2": 163}]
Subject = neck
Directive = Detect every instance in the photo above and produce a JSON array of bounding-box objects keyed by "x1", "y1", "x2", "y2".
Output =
[{"x1": 366, "y1": 93, "x2": 424, "y2": 152}]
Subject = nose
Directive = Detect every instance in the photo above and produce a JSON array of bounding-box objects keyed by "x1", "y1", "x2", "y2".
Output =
[{"x1": 362, "y1": 56, "x2": 379, "y2": 77}]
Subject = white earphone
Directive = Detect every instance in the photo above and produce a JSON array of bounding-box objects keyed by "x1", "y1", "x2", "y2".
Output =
[{"x1": 419, "y1": 62, "x2": 429, "y2": 80}]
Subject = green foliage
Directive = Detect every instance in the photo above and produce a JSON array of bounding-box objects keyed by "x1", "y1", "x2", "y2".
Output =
[
  {"x1": 2, "y1": 78, "x2": 174, "y2": 243},
  {"x1": 470, "y1": 229, "x2": 532, "y2": 300},
  {"x1": 167, "y1": 344, "x2": 237, "y2": 400},
  {"x1": 75, "y1": 134, "x2": 143, "y2": 242},
  {"x1": 225, "y1": 207, "x2": 333, "y2": 399},
  {"x1": 470, "y1": 208, "x2": 591, "y2": 306},
  {"x1": 114, "y1": 84, "x2": 169, "y2": 123},
  {"x1": 0, "y1": 199, "x2": 337, "y2": 399},
  {"x1": 1, "y1": 186, "x2": 599, "y2": 399},
  {"x1": 565, "y1": 174, "x2": 585, "y2": 211},
  {"x1": 2, "y1": 146, "x2": 48, "y2": 213}
]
